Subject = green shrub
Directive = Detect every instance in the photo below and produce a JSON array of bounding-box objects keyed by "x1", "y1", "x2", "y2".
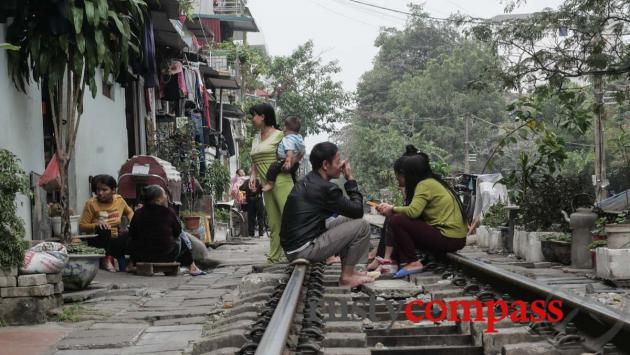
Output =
[
  {"x1": 66, "y1": 242, "x2": 105, "y2": 255},
  {"x1": 540, "y1": 233, "x2": 572, "y2": 242},
  {"x1": 588, "y1": 240, "x2": 607, "y2": 249},
  {"x1": 0, "y1": 149, "x2": 30, "y2": 268},
  {"x1": 483, "y1": 202, "x2": 508, "y2": 227},
  {"x1": 214, "y1": 209, "x2": 230, "y2": 224},
  {"x1": 516, "y1": 174, "x2": 593, "y2": 232}
]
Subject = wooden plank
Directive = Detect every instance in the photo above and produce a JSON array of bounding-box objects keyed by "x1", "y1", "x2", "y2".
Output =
[{"x1": 30, "y1": 172, "x2": 52, "y2": 241}]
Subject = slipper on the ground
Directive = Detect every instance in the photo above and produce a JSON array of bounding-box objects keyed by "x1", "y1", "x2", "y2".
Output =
[
  {"x1": 393, "y1": 267, "x2": 423, "y2": 279},
  {"x1": 190, "y1": 270, "x2": 207, "y2": 276}
]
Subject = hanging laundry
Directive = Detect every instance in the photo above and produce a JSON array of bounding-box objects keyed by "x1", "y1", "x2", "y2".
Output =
[
  {"x1": 168, "y1": 61, "x2": 188, "y2": 97},
  {"x1": 143, "y1": 15, "x2": 158, "y2": 88}
]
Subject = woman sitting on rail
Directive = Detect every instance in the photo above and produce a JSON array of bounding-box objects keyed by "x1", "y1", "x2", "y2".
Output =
[
  {"x1": 375, "y1": 146, "x2": 467, "y2": 278},
  {"x1": 128, "y1": 185, "x2": 205, "y2": 276}
]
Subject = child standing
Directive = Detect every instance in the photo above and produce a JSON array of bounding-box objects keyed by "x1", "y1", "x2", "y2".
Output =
[{"x1": 263, "y1": 116, "x2": 305, "y2": 192}]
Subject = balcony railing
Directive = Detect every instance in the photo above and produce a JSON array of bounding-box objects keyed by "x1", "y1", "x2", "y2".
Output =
[
  {"x1": 213, "y1": 0, "x2": 246, "y2": 16},
  {"x1": 207, "y1": 49, "x2": 239, "y2": 78}
]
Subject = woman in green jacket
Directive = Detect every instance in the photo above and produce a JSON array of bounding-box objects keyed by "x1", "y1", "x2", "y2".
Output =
[
  {"x1": 248, "y1": 103, "x2": 293, "y2": 263},
  {"x1": 377, "y1": 148, "x2": 467, "y2": 278}
]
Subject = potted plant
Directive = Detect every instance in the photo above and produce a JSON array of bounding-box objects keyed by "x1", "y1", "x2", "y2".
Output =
[
  {"x1": 181, "y1": 210, "x2": 203, "y2": 230},
  {"x1": 49, "y1": 204, "x2": 78, "y2": 237},
  {"x1": 479, "y1": 202, "x2": 508, "y2": 252},
  {"x1": 591, "y1": 217, "x2": 607, "y2": 241},
  {"x1": 589, "y1": 240, "x2": 607, "y2": 267},
  {"x1": 605, "y1": 211, "x2": 630, "y2": 249},
  {"x1": 0, "y1": 149, "x2": 29, "y2": 276},
  {"x1": 49, "y1": 203, "x2": 63, "y2": 237},
  {"x1": 213, "y1": 208, "x2": 230, "y2": 242},
  {"x1": 203, "y1": 160, "x2": 231, "y2": 202},
  {"x1": 63, "y1": 242, "x2": 105, "y2": 291},
  {"x1": 541, "y1": 234, "x2": 572, "y2": 265}
]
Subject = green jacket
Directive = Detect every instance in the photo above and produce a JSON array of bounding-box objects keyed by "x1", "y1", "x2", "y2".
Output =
[{"x1": 393, "y1": 178, "x2": 467, "y2": 238}]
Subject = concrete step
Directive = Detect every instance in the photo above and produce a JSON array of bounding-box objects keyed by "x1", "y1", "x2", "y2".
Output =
[
  {"x1": 322, "y1": 347, "x2": 370, "y2": 355},
  {"x1": 365, "y1": 324, "x2": 461, "y2": 337},
  {"x1": 322, "y1": 332, "x2": 366, "y2": 347},
  {"x1": 370, "y1": 345, "x2": 484, "y2": 355},
  {"x1": 367, "y1": 334, "x2": 473, "y2": 347}
]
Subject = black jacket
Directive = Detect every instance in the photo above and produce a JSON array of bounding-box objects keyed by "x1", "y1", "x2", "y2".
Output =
[
  {"x1": 280, "y1": 171, "x2": 364, "y2": 253},
  {"x1": 239, "y1": 178, "x2": 262, "y2": 201}
]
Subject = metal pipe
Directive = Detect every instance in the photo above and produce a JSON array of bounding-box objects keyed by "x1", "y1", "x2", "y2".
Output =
[
  {"x1": 446, "y1": 253, "x2": 630, "y2": 332},
  {"x1": 255, "y1": 264, "x2": 307, "y2": 355},
  {"x1": 217, "y1": 87, "x2": 224, "y2": 161}
]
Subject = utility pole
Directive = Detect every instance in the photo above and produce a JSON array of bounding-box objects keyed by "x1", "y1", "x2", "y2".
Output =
[
  {"x1": 593, "y1": 74, "x2": 608, "y2": 202},
  {"x1": 464, "y1": 114, "x2": 470, "y2": 174}
]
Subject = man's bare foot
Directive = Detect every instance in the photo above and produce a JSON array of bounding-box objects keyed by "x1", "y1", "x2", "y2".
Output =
[
  {"x1": 366, "y1": 258, "x2": 380, "y2": 271},
  {"x1": 326, "y1": 255, "x2": 341, "y2": 265},
  {"x1": 339, "y1": 274, "x2": 374, "y2": 288},
  {"x1": 262, "y1": 182, "x2": 273, "y2": 192}
]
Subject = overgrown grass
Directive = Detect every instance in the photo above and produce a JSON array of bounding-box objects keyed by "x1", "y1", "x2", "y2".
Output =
[{"x1": 54, "y1": 305, "x2": 86, "y2": 322}]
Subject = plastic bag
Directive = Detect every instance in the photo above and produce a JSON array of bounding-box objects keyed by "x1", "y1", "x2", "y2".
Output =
[
  {"x1": 20, "y1": 242, "x2": 68, "y2": 274},
  {"x1": 39, "y1": 154, "x2": 62, "y2": 192}
]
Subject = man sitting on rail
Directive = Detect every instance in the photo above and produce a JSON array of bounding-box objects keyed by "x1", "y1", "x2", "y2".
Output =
[{"x1": 280, "y1": 142, "x2": 373, "y2": 287}]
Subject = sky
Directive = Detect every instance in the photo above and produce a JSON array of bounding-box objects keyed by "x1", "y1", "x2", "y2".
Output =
[{"x1": 247, "y1": 0, "x2": 563, "y2": 150}]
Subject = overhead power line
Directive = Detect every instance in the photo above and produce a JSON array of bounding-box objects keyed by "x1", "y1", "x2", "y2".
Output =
[
  {"x1": 343, "y1": 0, "x2": 494, "y2": 24},
  {"x1": 346, "y1": 0, "x2": 410, "y2": 16}
]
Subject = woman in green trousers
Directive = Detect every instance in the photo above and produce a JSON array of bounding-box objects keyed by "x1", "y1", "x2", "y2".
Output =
[{"x1": 248, "y1": 103, "x2": 293, "y2": 263}]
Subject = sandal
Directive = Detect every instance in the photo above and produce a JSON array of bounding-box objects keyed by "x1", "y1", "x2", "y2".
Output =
[
  {"x1": 190, "y1": 270, "x2": 207, "y2": 276},
  {"x1": 393, "y1": 266, "x2": 424, "y2": 279}
]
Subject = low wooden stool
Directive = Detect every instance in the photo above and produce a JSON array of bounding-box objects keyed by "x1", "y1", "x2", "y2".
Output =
[{"x1": 135, "y1": 262, "x2": 180, "y2": 276}]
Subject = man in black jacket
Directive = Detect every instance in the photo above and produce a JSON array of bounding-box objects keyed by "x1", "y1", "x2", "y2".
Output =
[
  {"x1": 281, "y1": 142, "x2": 373, "y2": 287},
  {"x1": 240, "y1": 178, "x2": 266, "y2": 237}
]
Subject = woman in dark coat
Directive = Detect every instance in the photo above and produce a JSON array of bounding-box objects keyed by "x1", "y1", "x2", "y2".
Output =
[{"x1": 128, "y1": 185, "x2": 204, "y2": 275}]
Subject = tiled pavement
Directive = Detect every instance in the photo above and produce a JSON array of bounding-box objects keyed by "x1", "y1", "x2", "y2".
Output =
[
  {"x1": 51, "y1": 266, "x2": 253, "y2": 355},
  {"x1": 1, "y1": 238, "x2": 270, "y2": 355}
]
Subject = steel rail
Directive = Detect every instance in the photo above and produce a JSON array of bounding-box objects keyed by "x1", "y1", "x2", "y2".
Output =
[
  {"x1": 254, "y1": 262, "x2": 308, "y2": 355},
  {"x1": 446, "y1": 252, "x2": 630, "y2": 333}
]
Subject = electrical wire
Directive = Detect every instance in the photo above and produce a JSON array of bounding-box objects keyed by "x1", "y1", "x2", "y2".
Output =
[
  {"x1": 307, "y1": 0, "x2": 384, "y2": 29},
  {"x1": 343, "y1": 0, "x2": 513, "y2": 24},
  {"x1": 331, "y1": 0, "x2": 407, "y2": 23}
]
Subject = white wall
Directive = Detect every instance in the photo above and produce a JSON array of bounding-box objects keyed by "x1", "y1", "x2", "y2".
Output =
[
  {"x1": 69, "y1": 71, "x2": 128, "y2": 212},
  {"x1": 0, "y1": 25, "x2": 45, "y2": 241}
]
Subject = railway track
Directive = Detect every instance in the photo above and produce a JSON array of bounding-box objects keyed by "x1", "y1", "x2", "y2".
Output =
[{"x1": 233, "y1": 252, "x2": 630, "y2": 355}]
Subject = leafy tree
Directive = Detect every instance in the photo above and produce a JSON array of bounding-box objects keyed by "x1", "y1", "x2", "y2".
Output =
[
  {"x1": 389, "y1": 41, "x2": 507, "y2": 171},
  {"x1": 340, "y1": 11, "x2": 509, "y2": 191},
  {"x1": 7, "y1": 0, "x2": 146, "y2": 242},
  {"x1": 467, "y1": 0, "x2": 630, "y2": 88},
  {"x1": 266, "y1": 41, "x2": 351, "y2": 135},
  {"x1": 466, "y1": 0, "x2": 630, "y2": 199},
  {"x1": 356, "y1": 5, "x2": 459, "y2": 117},
  {"x1": 335, "y1": 124, "x2": 450, "y2": 198}
]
